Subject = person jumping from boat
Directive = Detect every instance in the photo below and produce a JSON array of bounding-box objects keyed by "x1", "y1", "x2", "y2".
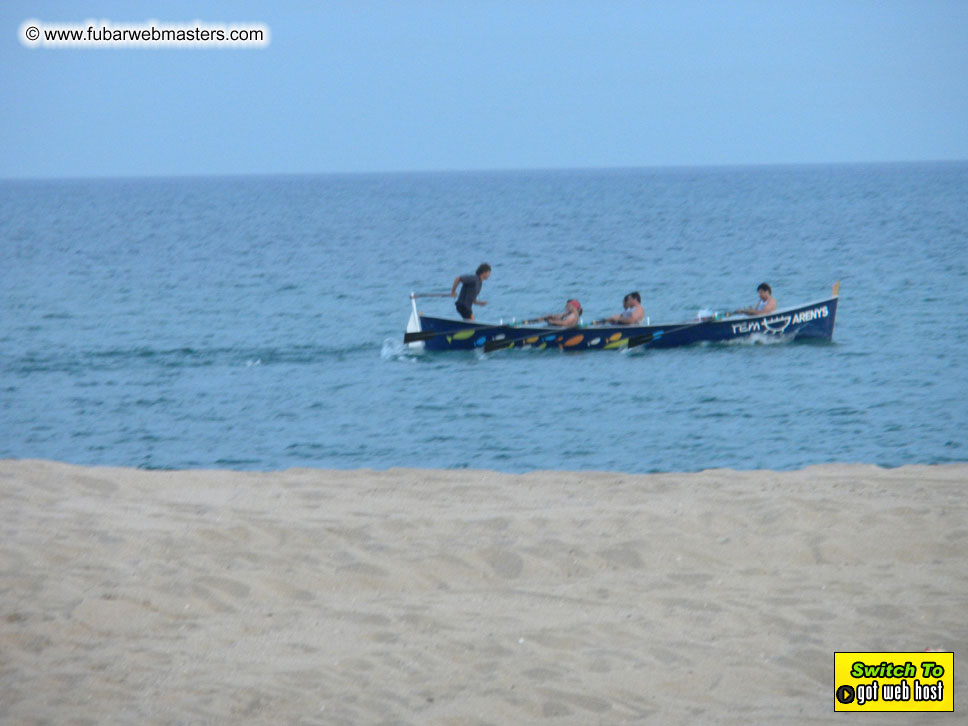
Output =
[
  {"x1": 736, "y1": 282, "x2": 777, "y2": 315},
  {"x1": 540, "y1": 299, "x2": 582, "y2": 327},
  {"x1": 450, "y1": 263, "x2": 491, "y2": 320},
  {"x1": 601, "y1": 291, "x2": 645, "y2": 325}
]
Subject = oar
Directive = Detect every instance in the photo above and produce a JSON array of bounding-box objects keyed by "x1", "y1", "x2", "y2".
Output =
[
  {"x1": 483, "y1": 309, "x2": 604, "y2": 352},
  {"x1": 483, "y1": 323, "x2": 561, "y2": 353},
  {"x1": 627, "y1": 320, "x2": 705, "y2": 349},
  {"x1": 484, "y1": 334, "x2": 539, "y2": 353},
  {"x1": 404, "y1": 314, "x2": 547, "y2": 344},
  {"x1": 627, "y1": 331, "x2": 659, "y2": 348},
  {"x1": 587, "y1": 318, "x2": 638, "y2": 326}
]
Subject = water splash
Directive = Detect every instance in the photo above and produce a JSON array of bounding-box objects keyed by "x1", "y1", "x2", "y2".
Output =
[{"x1": 381, "y1": 337, "x2": 419, "y2": 361}]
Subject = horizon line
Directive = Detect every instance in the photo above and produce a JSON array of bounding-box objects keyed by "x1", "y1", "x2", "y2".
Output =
[{"x1": 2, "y1": 158, "x2": 966, "y2": 184}]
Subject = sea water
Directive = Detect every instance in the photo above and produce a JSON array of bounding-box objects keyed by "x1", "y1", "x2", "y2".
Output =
[{"x1": 2, "y1": 163, "x2": 966, "y2": 472}]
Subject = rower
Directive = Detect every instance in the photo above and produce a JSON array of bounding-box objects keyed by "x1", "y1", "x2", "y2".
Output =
[
  {"x1": 540, "y1": 299, "x2": 582, "y2": 327},
  {"x1": 736, "y1": 282, "x2": 777, "y2": 315},
  {"x1": 600, "y1": 292, "x2": 645, "y2": 325}
]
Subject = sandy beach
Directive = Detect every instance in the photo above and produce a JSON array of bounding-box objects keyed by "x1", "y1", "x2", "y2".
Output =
[{"x1": 1, "y1": 460, "x2": 964, "y2": 724}]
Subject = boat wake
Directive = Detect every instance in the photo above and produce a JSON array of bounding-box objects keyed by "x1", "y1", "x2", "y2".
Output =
[
  {"x1": 724, "y1": 332, "x2": 795, "y2": 346},
  {"x1": 381, "y1": 337, "x2": 421, "y2": 361}
]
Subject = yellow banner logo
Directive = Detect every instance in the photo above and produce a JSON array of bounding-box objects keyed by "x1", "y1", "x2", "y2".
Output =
[{"x1": 834, "y1": 652, "x2": 953, "y2": 712}]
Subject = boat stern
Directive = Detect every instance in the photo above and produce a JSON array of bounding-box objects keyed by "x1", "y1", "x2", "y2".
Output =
[{"x1": 406, "y1": 294, "x2": 424, "y2": 351}]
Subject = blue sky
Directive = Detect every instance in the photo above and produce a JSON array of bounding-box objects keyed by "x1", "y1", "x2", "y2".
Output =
[{"x1": 3, "y1": 1, "x2": 967, "y2": 178}]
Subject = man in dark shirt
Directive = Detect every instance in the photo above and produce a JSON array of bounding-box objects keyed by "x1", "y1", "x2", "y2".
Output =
[{"x1": 450, "y1": 263, "x2": 491, "y2": 319}]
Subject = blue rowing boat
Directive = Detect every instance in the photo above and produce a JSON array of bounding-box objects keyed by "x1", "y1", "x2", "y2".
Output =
[{"x1": 404, "y1": 284, "x2": 839, "y2": 353}]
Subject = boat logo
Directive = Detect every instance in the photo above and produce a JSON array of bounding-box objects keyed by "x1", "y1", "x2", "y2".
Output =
[
  {"x1": 731, "y1": 315, "x2": 790, "y2": 336},
  {"x1": 791, "y1": 306, "x2": 829, "y2": 324},
  {"x1": 761, "y1": 316, "x2": 792, "y2": 334},
  {"x1": 730, "y1": 306, "x2": 828, "y2": 336}
]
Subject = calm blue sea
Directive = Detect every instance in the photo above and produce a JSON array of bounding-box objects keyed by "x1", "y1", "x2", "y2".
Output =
[{"x1": 2, "y1": 163, "x2": 966, "y2": 473}]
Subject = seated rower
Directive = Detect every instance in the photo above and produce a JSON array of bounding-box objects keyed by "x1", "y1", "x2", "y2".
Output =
[
  {"x1": 602, "y1": 292, "x2": 645, "y2": 325},
  {"x1": 736, "y1": 282, "x2": 777, "y2": 315},
  {"x1": 540, "y1": 299, "x2": 582, "y2": 327}
]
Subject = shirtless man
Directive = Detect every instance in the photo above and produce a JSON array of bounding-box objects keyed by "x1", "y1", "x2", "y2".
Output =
[
  {"x1": 541, "y1": 299, "x2": 582, "y2": 327},
  {"x1": 737, "y1": 283, "x2": 777, "y2": 315},
  {"x1": 603, "y1": 292, "x2": 645, "y2": 325}
]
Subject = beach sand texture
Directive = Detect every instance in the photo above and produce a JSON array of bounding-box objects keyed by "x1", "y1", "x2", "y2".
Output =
[{"x1": 1, "y1": 460, "x2": 965, "y2": 725}]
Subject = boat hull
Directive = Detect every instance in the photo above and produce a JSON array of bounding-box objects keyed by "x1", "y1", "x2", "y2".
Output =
[{"x1": 407, "y1": 296, "x2": 838, "y2": 352}]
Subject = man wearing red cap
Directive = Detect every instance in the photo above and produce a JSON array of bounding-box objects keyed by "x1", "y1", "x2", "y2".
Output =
[{"x1": 540, "y1": 299, "x2": 582, "y2": 327}]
